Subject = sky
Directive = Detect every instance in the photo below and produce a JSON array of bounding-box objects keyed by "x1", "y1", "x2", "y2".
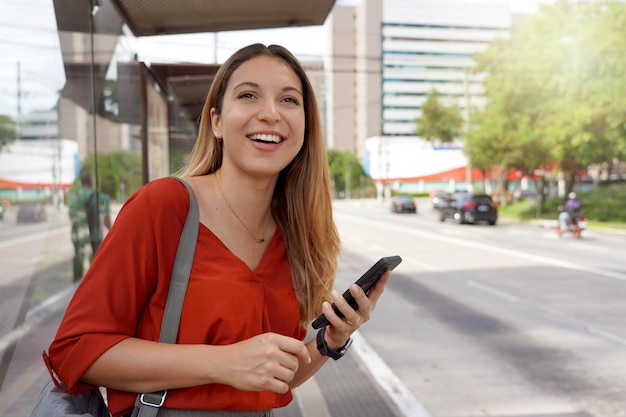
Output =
[{"x1": 0, "y1": 0, "x2": 553, "y2": 118}]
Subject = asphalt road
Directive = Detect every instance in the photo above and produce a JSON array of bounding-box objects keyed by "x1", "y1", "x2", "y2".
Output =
[
  {"x1": 331, "y1": 198, "x2": 626, "y2": 417},
  {"x1": 1, "y1": 199, "x2": 625, "y2": 417}
]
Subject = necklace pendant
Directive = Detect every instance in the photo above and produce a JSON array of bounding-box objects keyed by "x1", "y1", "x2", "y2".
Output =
[{"x1": 255, "y1": 238, "x2": 265, "y2": 244}]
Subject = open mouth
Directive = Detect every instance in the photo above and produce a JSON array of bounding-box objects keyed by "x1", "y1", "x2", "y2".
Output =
[{"x1": 249, "y1": 133, "x2": 282, "y2": 144}]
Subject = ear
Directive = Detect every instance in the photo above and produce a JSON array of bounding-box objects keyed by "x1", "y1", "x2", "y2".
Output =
[{"x1": 210, "y1": 108, "x2": 222, "y2": 139}]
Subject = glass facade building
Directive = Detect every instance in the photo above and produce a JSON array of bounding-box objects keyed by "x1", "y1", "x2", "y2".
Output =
[
  {"x1": 381, "y1": 0, "x2": 510, "y2": 136},
  {"x1": 326, "y1": 0, "x2": 511, "y2": 194}
]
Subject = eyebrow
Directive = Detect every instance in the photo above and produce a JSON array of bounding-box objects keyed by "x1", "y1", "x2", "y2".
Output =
[{"x1": 232, "y1": 81, "x2": 303, "y2": 97}]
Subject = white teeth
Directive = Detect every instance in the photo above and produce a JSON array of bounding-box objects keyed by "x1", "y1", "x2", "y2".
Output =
[{"x1": 249, "y1": 134, "x2": 281, "y2": 143}]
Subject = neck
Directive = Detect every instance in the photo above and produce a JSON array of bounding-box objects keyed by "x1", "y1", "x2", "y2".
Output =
[
  {"x1": 216, "y1": 170, "x2": 273, "y2": 214},
  {"x1": 215, "y1": 171, "x2": 274, "y2": 242}
]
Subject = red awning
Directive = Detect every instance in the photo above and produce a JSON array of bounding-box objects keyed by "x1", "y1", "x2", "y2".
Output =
[{"x1": 0, "y1": 178, "x2": 70, "y2": 189}]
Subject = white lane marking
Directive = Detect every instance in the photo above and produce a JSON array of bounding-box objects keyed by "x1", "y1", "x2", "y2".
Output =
[
  {"x1": 467, "y1": 280, "x2": 520, "y2": 303},
  {"x1": 469, "y1": 282, "x2": 626, "y2": 348},
  {"x1": 352, "y1": 331, "x2": 432, "y2": 417},
  {"x1": 371, "y1": 244, "x2": 387, "y2": 253},
  {"x1": 0, "y1": 286, "x2": 75, "y2": 357},
  {"x1": 0, "y1": 228, "x2": 67, "y2": 249},
  {"x1": 21, "y1": 255, "x2": 45, "y2": 266},
  {"x1": 406, "y1": 258, "x2": 437, "y2": 272},
  {"x1": 537, "y1": 305, "x2": 626, "y2": 347},
  {"x1": 335, "y1": 214, "x2": 626, "y2": 283},
  {"x1": 587, "y1": 327, "x2": 626, "y2": 346},
  {"x1": 439, "y1": 228, "x2": 476, "y2": 238}
]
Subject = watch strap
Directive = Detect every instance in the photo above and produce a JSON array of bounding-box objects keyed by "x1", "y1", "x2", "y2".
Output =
[{"x1": 316, "y1": 327, "x2": 353, "y2": 360}]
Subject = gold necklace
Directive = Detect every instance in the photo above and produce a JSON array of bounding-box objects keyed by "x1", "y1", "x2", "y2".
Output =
[{"x1": 216, "y1": 172, "x2": 267, "y2": 244}]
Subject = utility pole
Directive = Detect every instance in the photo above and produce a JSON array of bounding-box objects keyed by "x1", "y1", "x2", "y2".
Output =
[
  {"x1": 463, "y1": 68, "x2": 473, "y2": 193},
  {"x1": 16, "y1": 61, "x2": 22, "y2": 138}
]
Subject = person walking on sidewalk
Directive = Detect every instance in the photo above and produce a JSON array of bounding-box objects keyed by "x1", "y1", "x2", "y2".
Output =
[
  {"x1": 68, "y1": 172, "x2": 111, "y2": 281},
  {"x1": 43, "y1": 44, "x2": 393, "y2": 417}
]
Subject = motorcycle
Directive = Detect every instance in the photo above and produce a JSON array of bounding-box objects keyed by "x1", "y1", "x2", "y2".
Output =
[{"x1": 557, "y1": 212, "x2": 586, "y2": 239}]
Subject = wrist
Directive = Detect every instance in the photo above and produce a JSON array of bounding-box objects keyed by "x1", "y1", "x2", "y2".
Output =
[
  {"x1": 323, "y1": 327, "x2": 349, "y2": 350},
  {"x1": 316, "y1": 327, "x2": 352, "y2": 360}
]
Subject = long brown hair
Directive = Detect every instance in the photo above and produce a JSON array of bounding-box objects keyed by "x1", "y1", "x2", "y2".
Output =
[{"x1": 180, "y1": 44, "x2": 340, "y2": 326}]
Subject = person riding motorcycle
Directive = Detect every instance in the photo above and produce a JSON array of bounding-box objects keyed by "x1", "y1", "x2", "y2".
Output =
[{"x1": 557, "y1": 192, "x2": 582, "y2": 238}]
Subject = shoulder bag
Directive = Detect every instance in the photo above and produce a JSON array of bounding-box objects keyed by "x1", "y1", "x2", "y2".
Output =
[{"x1": 31, "y1": 177, "x2": 199, "y2": 417}]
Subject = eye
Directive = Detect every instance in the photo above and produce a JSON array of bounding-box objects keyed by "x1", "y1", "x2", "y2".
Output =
[
  {"x1": 282, "y1": 96, "x2": 300, "y2": 106},
  {"x1": 237, "y1": 92, "x2": 256, "y2": 100}
]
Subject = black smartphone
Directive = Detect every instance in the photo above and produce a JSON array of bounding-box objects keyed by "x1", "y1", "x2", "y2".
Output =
[{"x1": 311, "y1": 255, "x2": 402, "y2": 329}]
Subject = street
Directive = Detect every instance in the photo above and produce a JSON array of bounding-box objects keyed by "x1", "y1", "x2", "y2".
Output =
[
  {"x1": 331, "y1": 198, "x2": 626, "y2": 417},
  {"x1": 0, "y1": 198, "x2": 625, "y2": 417}
]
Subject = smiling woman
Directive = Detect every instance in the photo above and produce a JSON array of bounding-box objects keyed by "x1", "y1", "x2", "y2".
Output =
[{"x1": 42, "y1": 44, "x2": 396, "y2": 417}]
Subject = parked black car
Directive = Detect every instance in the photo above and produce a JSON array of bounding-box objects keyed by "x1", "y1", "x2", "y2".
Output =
[
  {"x1": 438, "y1": 192, "x2": 497, "y2": 225},
  {"x1": 391, "y1": 195, "x2": 417, "y2": 213},
  {"x1": 17, "y1": 202, "x2": 47, "y2": 223}
]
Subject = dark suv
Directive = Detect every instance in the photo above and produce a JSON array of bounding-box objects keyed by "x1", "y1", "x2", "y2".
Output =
[
  {"x1": 391, "y1": 195, "x2": 417, "y2": 213},
  {"x1": 438, "y1": 192, "x2": 497, "y2": 225}
]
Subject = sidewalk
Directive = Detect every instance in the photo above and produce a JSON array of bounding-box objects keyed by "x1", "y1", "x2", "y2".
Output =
[{"x1": 0, "y1": 293, "x2": 69, "y2": 417}]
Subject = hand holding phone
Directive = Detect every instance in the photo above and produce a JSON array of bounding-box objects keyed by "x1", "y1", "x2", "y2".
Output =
[{"x1": 311, "y1": 255, "x2": 402, "y2": 329}]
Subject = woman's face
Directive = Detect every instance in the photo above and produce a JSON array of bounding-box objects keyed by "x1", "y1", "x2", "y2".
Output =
[{"x1": 211, "y1": 55, "x2": 306, "y2": 178}]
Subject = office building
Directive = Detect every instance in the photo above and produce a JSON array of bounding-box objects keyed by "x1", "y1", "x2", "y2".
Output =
[{"x1": 327, "y1": 0, "x2": 511, "y2": 195}]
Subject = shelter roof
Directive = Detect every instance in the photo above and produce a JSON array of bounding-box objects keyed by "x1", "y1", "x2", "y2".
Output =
[{"x1": 110, "y1": 0, "x2": 335, "y2": 36}]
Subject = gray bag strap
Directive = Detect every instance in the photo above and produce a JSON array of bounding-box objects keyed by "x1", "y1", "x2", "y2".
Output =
[
  {"x1": 133, "y1": 177, "x2": 199, "y2": 417},
  {"x1": 159, "y1": 177, "x2": 199, "y2": 344}
]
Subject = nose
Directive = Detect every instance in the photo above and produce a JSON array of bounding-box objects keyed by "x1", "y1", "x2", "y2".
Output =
[{"x1": 257, "y1": 99, "x2": 280, "y2": 123}]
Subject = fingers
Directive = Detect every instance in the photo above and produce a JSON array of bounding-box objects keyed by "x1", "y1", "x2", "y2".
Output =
[
  {"x1": 276, "y1": 334, "x2": 311, "y2": 366},
  {"x1": 225, "y1": 333, "x2": 309, "y2": 395},
  {"x1": 367, "y1": 270, "x2": 391, "y2": 305},
  {"x1": 340, "y1": 285, "x2": 368, "y2": 325},
  {"x1": 260, "y1": 334, "x2": 308, "y2": 384},
  {"x1": 324, "y1": 269, "x2": 393, "y2": 332},
  {"x1": 313, "y1": 269, "x2": 395, "y2": 353}
]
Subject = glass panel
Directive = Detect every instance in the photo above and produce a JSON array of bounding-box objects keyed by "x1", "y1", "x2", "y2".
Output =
[{"x1": 0, "y1": 1, "x2": 199, "y2": 411}]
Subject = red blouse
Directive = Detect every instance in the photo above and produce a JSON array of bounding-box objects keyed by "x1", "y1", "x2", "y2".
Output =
[{"x1": 44, "y1": 178, "x2": 306, "y2": 417}]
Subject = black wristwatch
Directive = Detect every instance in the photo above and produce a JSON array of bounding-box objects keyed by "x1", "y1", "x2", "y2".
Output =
[{"x1": 316, "y1": 327, "x2": 353, "y2": 360}]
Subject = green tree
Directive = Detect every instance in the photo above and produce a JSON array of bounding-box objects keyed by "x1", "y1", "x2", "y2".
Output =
[
  {"x1": 414, "y1": 89, "x2": 464, "y2": 145},
  {"x1": 527, "y1": 0, "x2": 626, "y2": 196},
  {"x1": 470, "y1": 33, "x2": 555, "y2": 207},
  {"x1": 80, "y1": 151, "x2": 143, "y2": 201},
  {"x1": 0, "y1": 115, "x2": 17, "y2": 152},
  {"x1": 471, "y1": 0, "x2": 626, "y2": 213},
  {"x1": 327, "y1": 149, "x2": 373, "y2": 198}
]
